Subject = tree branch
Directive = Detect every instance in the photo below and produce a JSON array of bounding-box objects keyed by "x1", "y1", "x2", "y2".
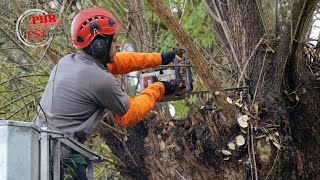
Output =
[
  {"x1": 10, "y1": 0, "x2": 23, "y2": 16},
  {"x1": 271, "y1": 0, "x2": 317, "y2": 93},
  {"x1": 147, "y1": 0, "x2": 235, "y2": 126},
  {"x1": 204, "y1": 1, "x2": 241, "y2": 74},
  {"x1": 10, "y1": 0, "x2": 59, "y2": 65}
]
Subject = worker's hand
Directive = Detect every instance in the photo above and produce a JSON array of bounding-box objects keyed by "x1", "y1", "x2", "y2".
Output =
[
  {"x1": 160, "y1": 81, "x2": 177, "y2": 95},
  {"x1": 152, "y1": 76, "x2": 177, "y2": 95},
  {"x1": 161, "y1": 51, "x2": 182, "y2": 65}
]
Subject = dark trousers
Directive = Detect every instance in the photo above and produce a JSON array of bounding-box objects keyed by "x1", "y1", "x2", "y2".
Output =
[{"x1": 60, "y1": 162, "x2": 88, "y2": 180}]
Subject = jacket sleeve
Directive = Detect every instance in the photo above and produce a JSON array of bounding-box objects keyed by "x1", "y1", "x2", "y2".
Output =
[
  {"x1": 113, "y1": 82, "x2": 165, "y2": 126},
  {"x1": 107, "y1": 52, "x2": 162, "y2": 74},
  {"x1": 92, "y1": 71, "x2": 165, "y2": 126}
]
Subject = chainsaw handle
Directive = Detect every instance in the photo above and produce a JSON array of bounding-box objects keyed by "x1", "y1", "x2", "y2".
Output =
[
  {"x1": 185, "y1": 60, "x2": 193, "y2": 91},
  {"x1": 173, "y1": 58, "x2": 182, "y2": 80}
]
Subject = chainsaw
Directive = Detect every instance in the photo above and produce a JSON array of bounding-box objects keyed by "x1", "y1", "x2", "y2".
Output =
[{"x1": 139, "y1": 58, "x2": 193, "y2": 101}]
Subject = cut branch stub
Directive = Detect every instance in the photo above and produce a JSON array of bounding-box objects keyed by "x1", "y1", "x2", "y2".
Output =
[
  {"x1": 237, "y1": 115, "x2": 249, "y2": 128},
  {"x1": 235, "y1": 135, "x2": 245, "y2": 147},
  {"x1": 227, "y1": 142, "x2": 236, "y2": 150},
  {"x1": 146, "y1": 0, "x2": 236, "y2": 126}
]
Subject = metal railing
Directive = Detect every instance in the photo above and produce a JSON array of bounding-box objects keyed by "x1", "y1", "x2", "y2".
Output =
[
  {"x1": 0, "y1": 120, "x2": 104, "y2": 180},
  {"x1": 40, "y1": 127, "x2": 104, "y2": 180}
]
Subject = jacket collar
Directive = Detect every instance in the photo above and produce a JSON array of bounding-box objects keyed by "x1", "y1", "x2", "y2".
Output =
[{"x1": 76, "y1": 50, "x2": 107, "y2": 70}]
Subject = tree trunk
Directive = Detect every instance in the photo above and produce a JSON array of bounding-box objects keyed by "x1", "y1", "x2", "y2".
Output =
[
  {"x1": 101, "y1": 0, "x2": 320, "y2": 179},
  {"x1": 102, "y1": 102, "x2": 246, "y2": 179}
]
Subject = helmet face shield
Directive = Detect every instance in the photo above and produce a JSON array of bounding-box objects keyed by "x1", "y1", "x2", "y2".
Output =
[{"x1": 71, "y1": 7, "x2": 120, "y2": 49}]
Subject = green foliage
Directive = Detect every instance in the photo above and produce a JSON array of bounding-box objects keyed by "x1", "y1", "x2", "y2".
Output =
[
  {"x1": 171, "y1": 100, "x2": 189, "y2": 119},
  {"x1": 187, "y1": 95, "x2": 197, "y2": 104},
  {"x1": 156, "y1": 1, "x2": 215, "y2": 53},
  {"x1": 182, "y1": 2, "x2": 214, "y2": 46}
]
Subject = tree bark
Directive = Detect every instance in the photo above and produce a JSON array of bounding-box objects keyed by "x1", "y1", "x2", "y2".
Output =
[
  {"x1": 101, "y1": 0, "x2": 320, "y2": 179},
  {"x1": 103, "y1": 101, "x2": 246, "y2": 179},
  {"x1": 286, "y1": 1, "x2": 320, "y2": 176}
]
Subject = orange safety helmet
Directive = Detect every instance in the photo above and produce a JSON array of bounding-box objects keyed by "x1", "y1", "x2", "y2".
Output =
[{"x1": 71, "y1": 7, "x2": 120, "y2": 49}]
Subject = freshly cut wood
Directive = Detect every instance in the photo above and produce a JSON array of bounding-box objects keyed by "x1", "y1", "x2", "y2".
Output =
[
  {"x1": 242, "y1": 115, "x2": 249, "y2": 122},
  {"x1": 221, "y1": 149, "x2": 232, "y2": 156},
  {"x1": 227, "y1": 97, "x2": 233, "y2": 104},
  {"x1": 237, "y1": 116, "x2": 248, "y2": 128},
  {"x1": 236, "y1": 135, "x2": 245, "y2": 147},
  {"x1": 227, "y1": 142, "x2": 236, "y2": 150}
]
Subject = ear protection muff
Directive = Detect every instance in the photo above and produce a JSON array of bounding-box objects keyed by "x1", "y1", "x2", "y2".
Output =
[
  {"x1": 82, "y1": 22, "x2": 114, "y2": 63},
  {"x1": 88, "y1": 34, "x2": 114, "y2": 63},
  {"x1": 90, "y1": 36, "x2": 109, "y2": 58}
]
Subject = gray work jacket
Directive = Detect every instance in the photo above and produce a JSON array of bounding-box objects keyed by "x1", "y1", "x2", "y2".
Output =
[{"x1": 35, "y1": 50, "x2": 129, "y2": 143}]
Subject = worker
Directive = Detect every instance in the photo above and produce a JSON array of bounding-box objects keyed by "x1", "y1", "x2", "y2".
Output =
[{"x1": 34, "y1": 7, "x2": 179, "y2": 180}]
